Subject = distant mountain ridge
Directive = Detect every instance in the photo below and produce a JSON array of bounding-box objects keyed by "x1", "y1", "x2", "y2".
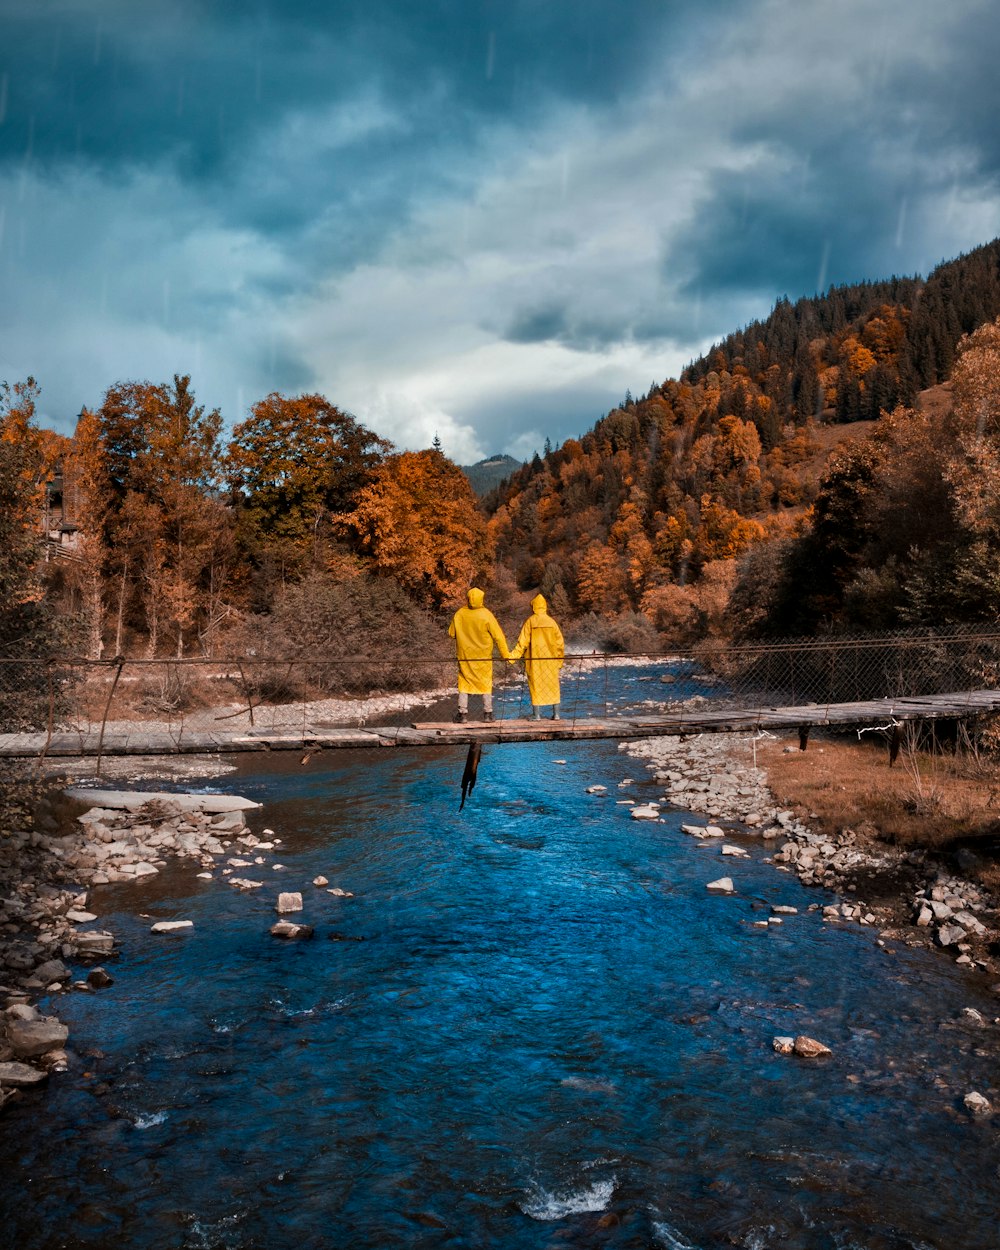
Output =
[{"x1": 461, "y1": 453, "x2": 522, "y2": 497}]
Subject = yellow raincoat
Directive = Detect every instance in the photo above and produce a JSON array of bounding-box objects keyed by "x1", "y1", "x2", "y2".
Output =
[
  {"x1": 509, "y1": 594, "x2": 564, "y2": 707},
  {"x1": 448, "y1": 588, "x2": 510, "y2": 695}
]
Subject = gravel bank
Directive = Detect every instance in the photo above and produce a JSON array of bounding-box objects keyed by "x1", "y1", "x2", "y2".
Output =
[{"x1": 625, "y1": 731, "x2": 1000, "y2": 978}]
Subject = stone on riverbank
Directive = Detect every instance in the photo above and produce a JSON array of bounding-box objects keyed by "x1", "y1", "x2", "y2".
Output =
[
  {"x1": 86, "y1": 967, "x2": 114, "y2": 989},
  {"x1": 33, "y1": 960, "x2": 69, "y2": 984},
  {"x1": 270, "y1": 921, "x2": 314, "y2": 940},
  {"x1": 964, "y1": 1091, "x2": 992, "y2": 1116},
  {"x1": 792, "y1": 1035, "x2": 832, "y2": 1058},
  {"x1": 150, "y1": 921, "x2": 193, "y2": 934},
  {"x1": 276, "y1": 892, "x2": 303, "y2": 913},
  {"x1": 630, "y1": 805, "x2": 660, "y2": 820},
  {"x1": 706, "y1": 877, "x2": 735, "y2": 894},
  {"x1": 5, "y1": 1016, "x2": 69, "y2": 1059},
  {"x1": 75, "y1": 931, "x2": 115, "y2": 957},
  {"x1": 0, "y1": 1061, "x2": 48, "y2": 1088}
]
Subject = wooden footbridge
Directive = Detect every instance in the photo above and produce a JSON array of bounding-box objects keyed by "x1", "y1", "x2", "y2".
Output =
[{"x1": 2, "y1": 632, "x2": 1000, "y2": 760}]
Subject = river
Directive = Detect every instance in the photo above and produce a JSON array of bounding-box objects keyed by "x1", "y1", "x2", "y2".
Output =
[{"x1": 1, "y1": 666, "x2": 999, "y2": 1249}]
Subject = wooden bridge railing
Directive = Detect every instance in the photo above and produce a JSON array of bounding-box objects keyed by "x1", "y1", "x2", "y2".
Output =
[{"x1": 2, "y1": 628, "x2": 1000, "y2": 754}]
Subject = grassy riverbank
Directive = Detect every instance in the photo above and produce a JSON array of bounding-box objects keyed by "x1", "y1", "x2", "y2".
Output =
[{"x1": 759, "y1": 729, "x2": 1000, "y2": 892}]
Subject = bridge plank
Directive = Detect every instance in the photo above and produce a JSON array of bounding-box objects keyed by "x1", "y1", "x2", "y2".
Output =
[{"x1": 2, "y1": 687, "x2": 999, "y2": 757}]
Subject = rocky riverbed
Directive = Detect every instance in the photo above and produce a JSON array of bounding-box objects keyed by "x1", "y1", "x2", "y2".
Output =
[
  {"x1": 4, "y1": 724, "x2": 999, "y2": 1113},
  {"x1": 0, "y1": 788, "x2": 274, "y2": 1109},
  {"x1": 625, "y1": 731, "x2": 1000, "y2": 979}
]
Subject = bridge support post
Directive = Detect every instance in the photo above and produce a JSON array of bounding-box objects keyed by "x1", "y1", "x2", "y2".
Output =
[{"x1": 798, "y1": 725, "x2": 809, "y2": 752}]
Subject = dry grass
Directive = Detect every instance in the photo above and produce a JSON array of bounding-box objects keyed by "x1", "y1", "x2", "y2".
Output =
[{"x1": 757, "y1": 729, "x2": 1000, "y2": 852}]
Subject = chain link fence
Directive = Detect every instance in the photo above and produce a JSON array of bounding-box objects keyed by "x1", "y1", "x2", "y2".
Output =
[
  {"x1": 1, "y1": 627, "x2": 999, "y2": 748},
  {"x1": 695, "y1": 627, "x2": 1000, "y2": 708}
]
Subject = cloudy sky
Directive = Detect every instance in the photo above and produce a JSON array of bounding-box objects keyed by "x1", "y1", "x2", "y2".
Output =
[{"x1": 1, "y1": 1, "x2": 999, "y2": 461}]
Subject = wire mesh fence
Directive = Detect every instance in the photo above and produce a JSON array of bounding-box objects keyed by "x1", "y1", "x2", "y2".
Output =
[
  {"x1": 696, "y1": 627, "x2": 1000, "y2": 708},
  {"x1": 1, "y1": 626, "x2": 999, "y2": 748}
]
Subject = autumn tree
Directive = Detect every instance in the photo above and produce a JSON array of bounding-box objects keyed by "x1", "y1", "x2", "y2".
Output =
[
  {"x1": 226, "y1": 393, "x2": 389, "y2": 585},
  {"x1": 61, "y1": 408, "x2": 111, "y2": 658},
  {"x1": 0, "y1": 381, "x2": 47, "y2": 657},
  {"x1": 343, "y1": 448, "x2": 493, "y2": 608},
  {"x1": 98, "y1": 375, "x2": 237, "y2": 655},
  {"x1": 576, "y1": 542, "x2": 628, "y2": 616}
]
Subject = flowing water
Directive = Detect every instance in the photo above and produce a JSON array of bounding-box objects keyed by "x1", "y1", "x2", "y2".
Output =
[{"x1": 2, "y1": 667, "x2": 1000, "y2": 1249}]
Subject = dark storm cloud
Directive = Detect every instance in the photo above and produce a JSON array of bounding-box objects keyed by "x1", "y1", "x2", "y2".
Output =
[
  {"x1": 0, "y1": 1, "x2": 701, "y2": 183},
  {"x1": 664, "y1": 0, "x2": 1000, "y2": 313},
  {"x1": 0, "y1": 0, "x2": 998, "y2": 456}
]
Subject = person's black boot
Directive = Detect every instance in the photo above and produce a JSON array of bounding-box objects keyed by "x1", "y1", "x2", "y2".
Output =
[
  {"x1": 483, "y1": 711, "x2": 494, "y2": 722},
  {"x1": 454, "y1": 711, "x2": 468, "y2": 723}
]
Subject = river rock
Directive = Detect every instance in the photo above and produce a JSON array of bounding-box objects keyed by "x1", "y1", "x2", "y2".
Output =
[
  {"x1": 706, "y1": 877, "x2": 735, "y2": 894},
  {"x1": 75, "y1": 931, "x2": 115, "y2": 957},
  {"x1": 586, "y1": 785, "x2": 607, "y2": 794},
  {"x1": 964, "y1": 1091, "x2": 992, "y2": 1116},
  {"x1": 630, "y1": 805, "x2": 660, "y2": 820},
  {"x1": 937, "y1": 923, "x2": 967, "y2": 948},
  {"x1": 0, "y1": 1061, "x2": 48, "y2": 1088},
  {"x1": 210, "y1": 811, "x2": 247, "y2": 832},
  {"x1": 150, "y1": 921, "x2": 193, "y2": 934},
  {"x1": 793, "y1": 1035, "x2": 832, "y2": 1058},
  {"x1": 270, "y1": 921, "x2": 314, "y2": 940},
  {"x1": 721, "y1": 845, "x2": 748, "y2": 857},
  {"x1": 6, "y1": 1016, "x2": 69, "y2": 1058},
  {"x1": 66, "y1": 910, "x2": 97, "y2": 923},
  {"x1": 33, "y1": 959, "x2": 70, "y2": 984},
  {"x1": 86, "y1": 967, "x2": 114, "y2": 989},
  {"x1": 313, "y1": 876, "x2": 329, "y2": 887},
  {"x1": 772, "y1": 1036, "x2": 795, "y2": 1054},
  {"x1": 276, "y1": 892, "x2": 303, "y2": 914},
  {"x1": 771, "y1": 905, "x2": 798, "y2": 915},
  {"x1": 327, "y1": 888, "x2": 354, "y2": 898},
  {"x1": 229, "y1": 879, "x2": 264, "y2": 890}
]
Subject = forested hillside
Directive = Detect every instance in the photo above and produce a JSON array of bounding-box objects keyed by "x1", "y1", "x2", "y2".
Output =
[
  {"x1": 3, "y1": 238, "x2": 1000, "y2": 674},
  {"x1": 485, "y1": 238, "x2": 1000, "y2": 645}
]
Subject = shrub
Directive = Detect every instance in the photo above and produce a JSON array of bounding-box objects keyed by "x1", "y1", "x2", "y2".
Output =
[{"x1": 228, "y1": 571, "x2": 452, "y2": 696}]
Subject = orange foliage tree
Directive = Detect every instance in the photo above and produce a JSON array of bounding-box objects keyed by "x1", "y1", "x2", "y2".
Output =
[
  {"x1": 226, "y1": 393, "x2": 388, "y2": 575},
  {"x1": 343, "y1": 448, "x2": 493, "y2": 608}
]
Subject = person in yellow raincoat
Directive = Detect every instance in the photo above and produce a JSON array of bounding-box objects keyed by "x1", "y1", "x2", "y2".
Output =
[
  {"x1": 509, "y1": 593, "x2": 565, "y2": 720},
  {"x1": 448, "y1": 587, "x2": 510, "y2": 723}
]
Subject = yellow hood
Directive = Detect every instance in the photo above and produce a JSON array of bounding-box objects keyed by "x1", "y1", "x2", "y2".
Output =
[
  {"x1": 467, "y1": 587, "x2": 485, "y2": 609},
  {"x1": 531, "y1": 594, "x2": 547, "y2": 613}
]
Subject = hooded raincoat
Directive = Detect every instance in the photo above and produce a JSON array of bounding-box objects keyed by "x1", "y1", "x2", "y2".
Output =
[
  {"x1": 448, "y1": 588, "x2": 510, "y2": 695},
  {"x1": 509, "y1": 594, "x2": 564, "y2": 707}
]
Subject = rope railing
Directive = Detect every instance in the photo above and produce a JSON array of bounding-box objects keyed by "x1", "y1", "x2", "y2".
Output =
[{"x1": 1, "y1": 627, "x2": 999, "y2": 745}]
